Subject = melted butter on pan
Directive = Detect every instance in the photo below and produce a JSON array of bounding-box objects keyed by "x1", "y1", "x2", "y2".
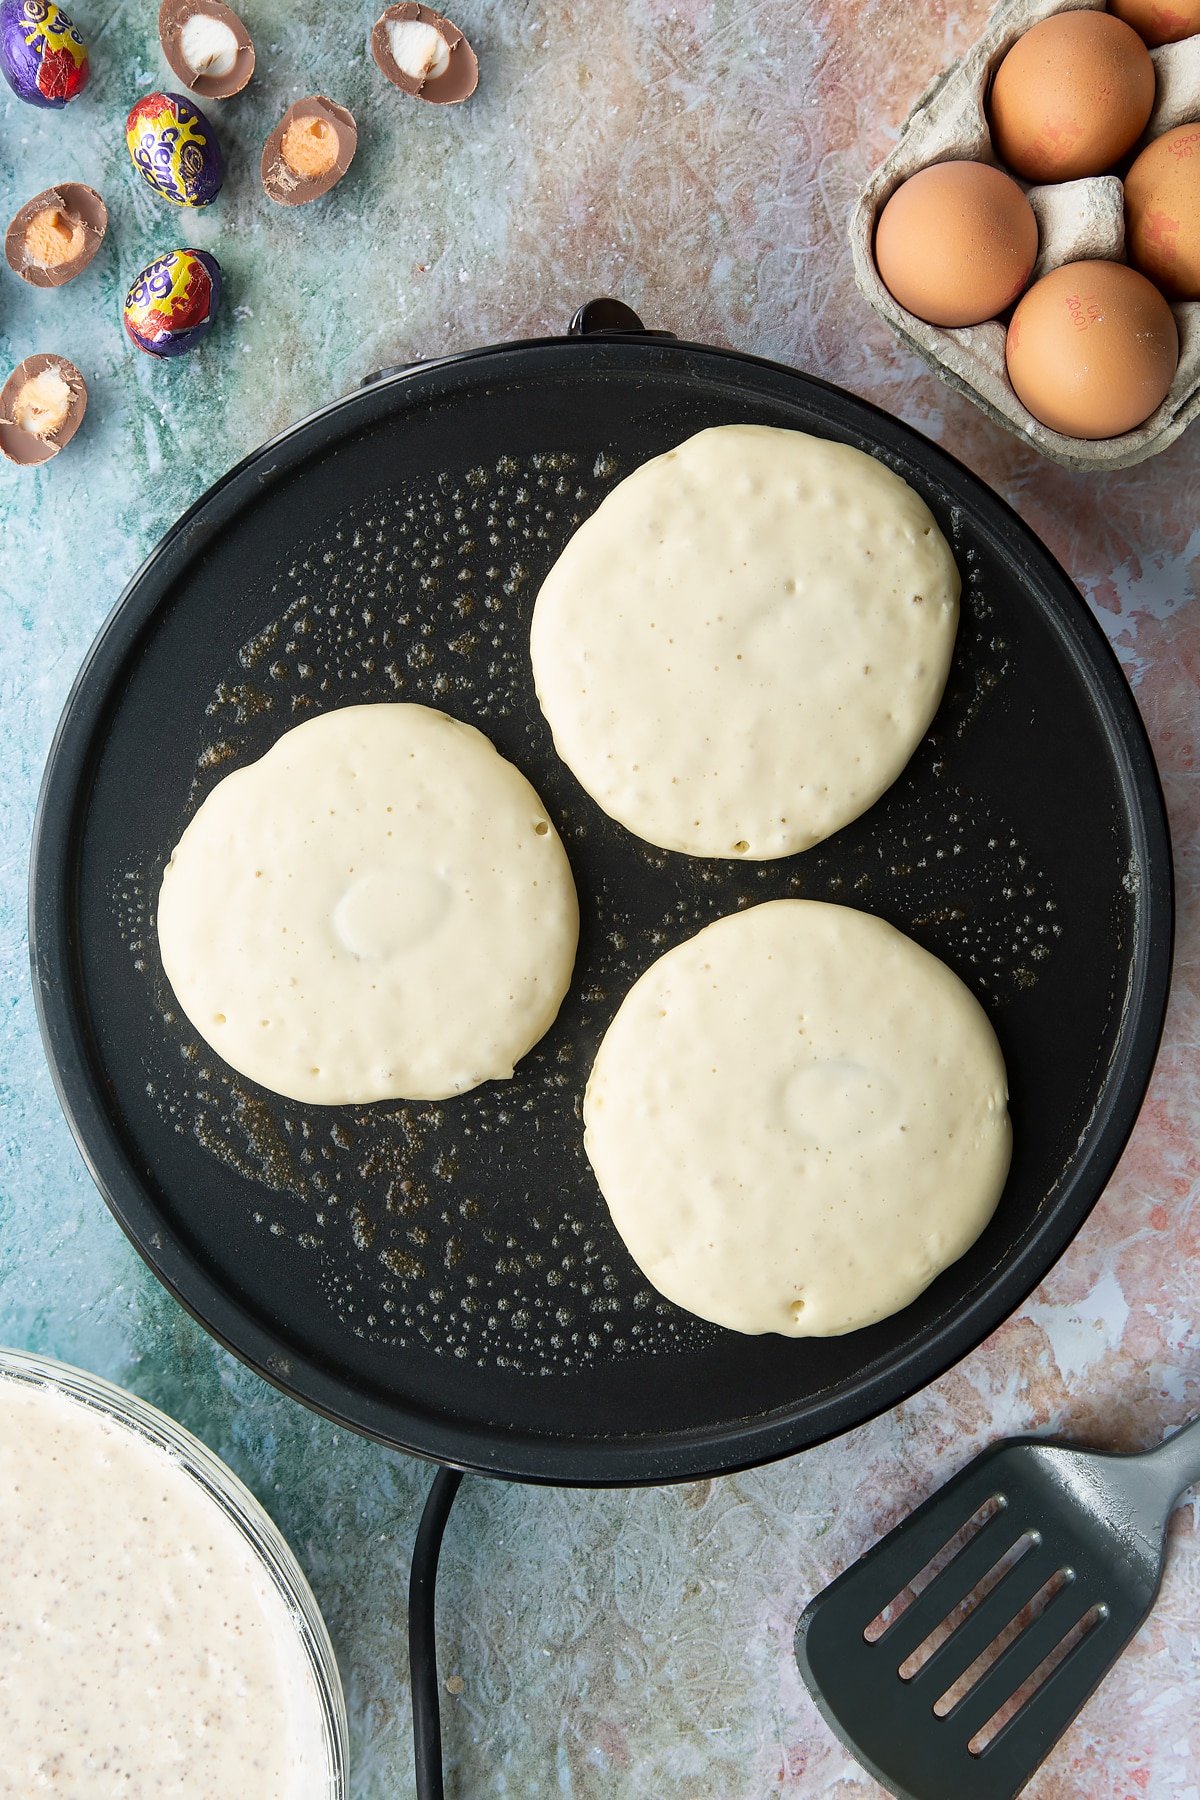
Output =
[{"x1": 107, "y1": 450, "x2": 1065, "y2": 1376}]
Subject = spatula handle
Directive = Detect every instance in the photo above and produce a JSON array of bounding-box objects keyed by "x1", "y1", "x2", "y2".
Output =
[{"x1": 1146, "y1": 1414, "x2": 1200, "y2": 1502}]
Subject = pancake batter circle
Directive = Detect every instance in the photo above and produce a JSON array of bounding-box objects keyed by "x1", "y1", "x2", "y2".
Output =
[
  {"x1": 157, "y1": 703, "x2": 579, "y2": 1104},
  {"x1": 530, "y1": 424, "x2": 960, "y2": 859},
  {"x1": 583, "y1": 900, "x2": 1011, "y2": 1336}
]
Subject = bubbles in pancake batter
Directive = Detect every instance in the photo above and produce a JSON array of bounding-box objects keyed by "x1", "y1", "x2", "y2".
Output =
[{"x1": 114, "y1": 445, "x2": 1057, "y2": 1373}]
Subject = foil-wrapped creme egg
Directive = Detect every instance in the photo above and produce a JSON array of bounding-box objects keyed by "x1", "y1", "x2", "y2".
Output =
[
  {"x1": 126, "y1": 91, "x2": 224, "y2": 208},
  {"x1": 123, "y1": 248, "x2": 222, "y2": 357}
]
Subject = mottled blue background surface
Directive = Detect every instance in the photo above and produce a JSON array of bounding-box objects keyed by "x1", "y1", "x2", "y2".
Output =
[{"x1": 3, "y1": 3, "x2": 1198, "y2": 1796}]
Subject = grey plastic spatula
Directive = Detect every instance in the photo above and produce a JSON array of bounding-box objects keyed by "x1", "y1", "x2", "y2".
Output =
[{"x1": 795, "y1": 1417, "x2": 1200, "y2": 1800}]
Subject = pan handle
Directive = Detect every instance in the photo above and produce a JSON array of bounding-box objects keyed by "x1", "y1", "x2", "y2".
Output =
[
  {"x1": 359, "y1": 356, "x2": 428, "y2": 389},
  {"x1": 568, "y1": 297, "x2": 676, "y2": 339},
  {"x1": 361, "y1": 298, "x2": 674, "y2": 388}
]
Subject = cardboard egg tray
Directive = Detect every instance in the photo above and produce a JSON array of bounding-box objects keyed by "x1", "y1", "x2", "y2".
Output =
[{"x1": 850, "y1": 0, "x2": 1200, "y2": 469}]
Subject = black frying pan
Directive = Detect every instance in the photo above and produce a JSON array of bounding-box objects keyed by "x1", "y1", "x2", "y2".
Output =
[{"x1": 29, "y1": 303, "x2": 1173, "y2": 1487}]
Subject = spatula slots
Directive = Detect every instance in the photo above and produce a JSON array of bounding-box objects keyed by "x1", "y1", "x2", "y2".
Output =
[{"x1": 795, "y1": 1416, "x2": 1200, "y2": 1799}]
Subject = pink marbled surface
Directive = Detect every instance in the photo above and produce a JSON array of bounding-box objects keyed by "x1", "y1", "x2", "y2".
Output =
[{"x1": 430, "y1": 1, "x2": 1200, "y2": 1794}]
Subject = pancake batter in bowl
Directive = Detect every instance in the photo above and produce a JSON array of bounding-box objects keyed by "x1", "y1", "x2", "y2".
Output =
[{"x1": 0, "y1": 1357, "x2": 341, "y2": 1798}]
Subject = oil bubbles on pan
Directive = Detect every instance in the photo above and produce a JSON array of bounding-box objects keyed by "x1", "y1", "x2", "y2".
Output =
[{"x1": 115, "y1": 446, "x2": 1058, "y2": 1376}]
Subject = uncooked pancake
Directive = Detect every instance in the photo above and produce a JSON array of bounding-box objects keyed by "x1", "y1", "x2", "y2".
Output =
[
  {"x1": 157, "y1": 704, "x2": 579, "y2": 1104},
  {"x1": 530, "y1": 425, "x2": 960, "y2": 859},
  {"x1": 584, "y1": 900, "x2": 1011, "y2": 1336}
]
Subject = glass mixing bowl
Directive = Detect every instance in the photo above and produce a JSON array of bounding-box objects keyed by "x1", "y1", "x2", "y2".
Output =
[{"x1": 0, "y1": 1346, "x2": 348, "y2": 1798}]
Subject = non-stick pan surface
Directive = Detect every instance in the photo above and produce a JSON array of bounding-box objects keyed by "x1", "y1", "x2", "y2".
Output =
[{"x1": 30, "y1": 327, "x2": 1172, "y2": 1484}]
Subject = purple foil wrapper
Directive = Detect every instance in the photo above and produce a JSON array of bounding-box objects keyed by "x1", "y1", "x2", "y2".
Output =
[
  {"x1": 123, "y1": 249, "x2": 223, "y2": 358},
  {"x1": 0, "y1": 0, "x2": 90, "y2": 108},
  {"x1": 126, "y1": 92, "x2": 224, "y2": 209}
]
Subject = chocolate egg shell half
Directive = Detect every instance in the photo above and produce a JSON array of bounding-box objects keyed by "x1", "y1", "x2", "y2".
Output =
[
  {"x1": 0, "y1": 353, "x2": 87, "y2": 465},
  {"x1": 126, "y1": 92, "x2": 224, "y2": 208},
  {"x1": 261, "y1": 96, "x2": 358, "y2": 206},
  {"x1": 158, "y1": 0, "x2": 254, "y2": 100},
  {"x1": 5, "y1": 183, "x2": 107, "y2": 288},
  {"x1": 0, "y1": 0, "x2": 89, "y2": 108},
  {"x1": 123, "y1": 248, "x2": 222, "y2": 358},
  {"x1": 371, "y1": 3, "x2": 478, "y2": 104}
]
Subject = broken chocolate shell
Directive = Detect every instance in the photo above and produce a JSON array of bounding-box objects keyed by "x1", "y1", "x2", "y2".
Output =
[
  {"x1": 261, "y1": 96, "x2": 358, "y2": 206},
  {"x1": 370, "y1": 4, "x2": 478, "y2": 105},
  {"x1": 158, "y1": 0, "x2": 254, "y2": 100},
  {"x1": 5, "y1": 182, "x2": 107, "y2": 288},
  {"x1": 0, "y1": 352, "x2": 87, "y2": 466}
]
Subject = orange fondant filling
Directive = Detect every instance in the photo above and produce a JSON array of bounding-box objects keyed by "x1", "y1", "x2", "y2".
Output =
[
  {"x1": 24, "y1": 208, "x2": 86, "y2": 269},
  {"x1": 281, "y1": 118, "x2": 338, "y2": 180}
]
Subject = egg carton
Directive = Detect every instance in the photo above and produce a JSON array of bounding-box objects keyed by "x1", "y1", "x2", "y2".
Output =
[{"x1": 850, "y1": 0, "x2": 1200, "y2": 469}]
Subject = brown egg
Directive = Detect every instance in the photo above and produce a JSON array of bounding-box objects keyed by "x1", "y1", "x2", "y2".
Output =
[
  {"x1": 1125, "y1": 124, "x2": 1200, "y2": 301},
  {"x1": 1006, "y1": 260, "x2": 1178, "y2": 438},
  {"x1": 874, "y1": 160, "x2": 1039, "y2": 327},
  {"x1": 1109, "y1": 0, "x2": 1200, "y2": 49},
  {"x1": 988, "y1": 12, "x2": 1155, "y2": 182}
]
